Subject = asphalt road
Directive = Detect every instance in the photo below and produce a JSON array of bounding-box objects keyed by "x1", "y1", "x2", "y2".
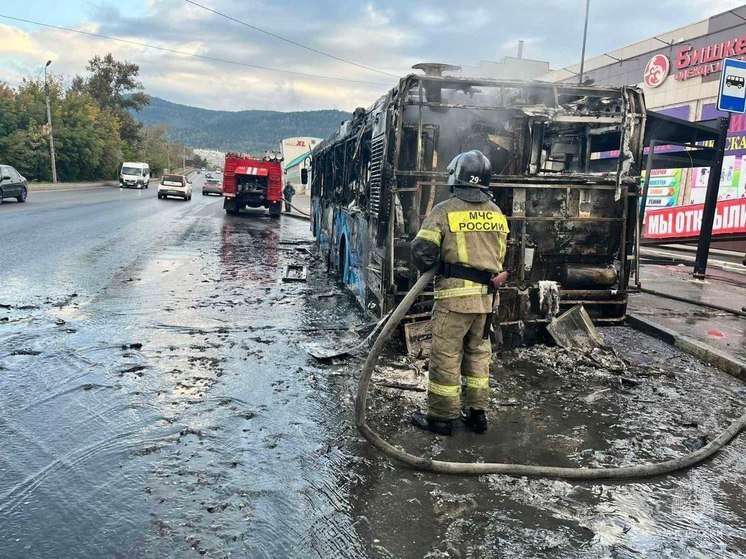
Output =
[
  {"x1": 0, "y1": 177, "x2": 369, "y2": 557},
  {"x1": 0, "y1": 178, "x2": 214, "y2": 302}
]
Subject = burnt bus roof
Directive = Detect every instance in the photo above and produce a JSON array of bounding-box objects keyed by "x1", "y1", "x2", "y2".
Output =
[
  {"x1": 312, "y1": 75, "x2": 643, "y2": 156},
  {"x1": 311, "y1": 75, "x2": 646, "y2": 187}
]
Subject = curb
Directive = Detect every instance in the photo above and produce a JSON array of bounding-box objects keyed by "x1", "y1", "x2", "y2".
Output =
[
  {"x1": 28, "y1": 182, "x2": 118, "y2": 192},
  {"x1": 627, "y1": 313, "x2": 746, "y2": 381}
]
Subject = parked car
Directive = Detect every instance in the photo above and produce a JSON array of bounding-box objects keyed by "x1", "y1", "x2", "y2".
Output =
[
  {"x1": 202, "y1": 177, "x2": 223, "y2": 196},
  {"x1": 0, "y1": 164, "x2": 28, "y2": 204},
  {"x1": 158, "y1": 174, "x2": 192, "y2": 200}
]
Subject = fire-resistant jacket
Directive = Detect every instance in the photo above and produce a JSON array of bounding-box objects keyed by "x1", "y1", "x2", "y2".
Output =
[{"x1": 412, "y1": 196, "x2": 508, "y2": 313}]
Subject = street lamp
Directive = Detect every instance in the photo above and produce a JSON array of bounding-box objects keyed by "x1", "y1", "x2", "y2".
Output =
[
  {"x1": 44, "y1": 60, "x2": 58, "y2": 184},
  {"x1": 578, "y1": 0, "x2": 591, "y2": 85}
]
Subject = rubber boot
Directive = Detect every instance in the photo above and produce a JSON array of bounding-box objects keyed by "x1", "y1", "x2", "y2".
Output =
[
  {"x1": 411, "y1": 411, "x2": 453, "y2": 436},
  {"x1": 460, "y1": 408, "x2": 488, "y2": 434}
]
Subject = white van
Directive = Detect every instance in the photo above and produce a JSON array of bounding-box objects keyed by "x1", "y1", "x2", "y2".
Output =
[{"x1": 120, "y1": 162, "x2": 150, "y2": 189}]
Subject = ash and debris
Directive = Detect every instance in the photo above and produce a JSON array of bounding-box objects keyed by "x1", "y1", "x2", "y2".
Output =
[
  {"x1": 538, "y1": 280, "x2": 561, "y2": 317},
  {"x1": 343, "y1": 325, "x2": 746, "y2": 557}
]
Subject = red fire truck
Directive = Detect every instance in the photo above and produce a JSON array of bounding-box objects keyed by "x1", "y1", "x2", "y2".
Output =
[{"x1": 223, "y1": 153, "x2": 284, "y2": 217}]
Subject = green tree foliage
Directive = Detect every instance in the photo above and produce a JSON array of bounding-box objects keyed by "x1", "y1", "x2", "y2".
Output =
[
  {"x1": 0, "y1": 54, "x2": 169, "y2": 182},
  {"x1": 73, "y1": 53, "x2": 149, "y2": 146}
]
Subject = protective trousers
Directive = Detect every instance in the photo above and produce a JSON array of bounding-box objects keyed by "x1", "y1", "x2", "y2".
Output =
[{"x1": 428, "y1": 307, "x2": 491, "y2": 420}]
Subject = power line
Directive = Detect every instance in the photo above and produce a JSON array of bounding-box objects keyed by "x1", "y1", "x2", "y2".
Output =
[
  {"x1": 0, "y1": 14, "x2": 392, "y2": 86},
  {"x1": 184, "y1": 0, "x2": 400, "y2": 78}
]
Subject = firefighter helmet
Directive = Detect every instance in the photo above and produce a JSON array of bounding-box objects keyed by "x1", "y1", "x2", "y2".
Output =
[{"x1": 447, "y1": 150, "x2": 492, "y2": 189}]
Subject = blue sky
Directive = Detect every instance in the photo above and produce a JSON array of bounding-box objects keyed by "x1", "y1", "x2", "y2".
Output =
[{"x1": 0, "y1": 0, "x2": 742, "y2": 111}]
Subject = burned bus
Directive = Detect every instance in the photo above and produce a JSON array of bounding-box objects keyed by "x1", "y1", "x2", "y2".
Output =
[{"x1": 307, "y1": 64, "x2": 646, "y2": 338}]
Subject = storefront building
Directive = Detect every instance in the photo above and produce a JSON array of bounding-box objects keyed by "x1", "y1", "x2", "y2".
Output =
[{"x1": 541, "y1": 7, "x2": 746, "y2": 246}]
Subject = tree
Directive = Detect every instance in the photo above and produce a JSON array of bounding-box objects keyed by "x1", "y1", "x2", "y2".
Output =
[
  {"x1": 73, "y1": 53, "x2": 148, "y2": 111},
  {"x1": 0, "y1": 73, "x2": 126, "y2": 182},
  {"x1": 73, "y1": 53, "x2": 149, "y2": 146}
]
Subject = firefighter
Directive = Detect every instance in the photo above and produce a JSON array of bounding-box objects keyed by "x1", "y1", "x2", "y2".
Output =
[
  {"x1": 283, "y1": 181, "x2": 296, "y2": 213},
  {"x1": 410, "y1": 150, "x2": 508, "y2": 436}
]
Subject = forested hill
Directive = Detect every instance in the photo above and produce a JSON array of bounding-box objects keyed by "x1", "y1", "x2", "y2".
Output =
[{"x1": 134, "y1": 96, "x2": 349, "y2": 152}]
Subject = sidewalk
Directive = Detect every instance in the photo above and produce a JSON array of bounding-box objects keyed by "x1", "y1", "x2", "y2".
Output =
[
  {"x1": 28, "y1": 180, "x2": 118, "y2": 192},
  {"x1": 628, "y1": 263, "x2": 746, "y2": 371},
  {"x1": 286, "y1": 193, "x2": 311, "y2": 218}
]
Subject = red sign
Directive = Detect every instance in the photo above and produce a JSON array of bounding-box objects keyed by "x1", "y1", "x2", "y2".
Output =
[
  {"x1": 644, "y1": 54, "x2": 669, "y2": 88},
  {"x1": 644, "y1": 197, "x2": 746, "y2": 240},
  {"x1": 673, "y1": 37, "x2": 746, "y2": 82},
  {"x1": 676, "y1": 37, "x2": 746, "y2": 69}
]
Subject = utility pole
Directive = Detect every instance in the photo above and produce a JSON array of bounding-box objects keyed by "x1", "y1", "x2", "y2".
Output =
[
  {"x1": 44, "y1": 60, "x2": 58, "y2": 183},
  {"x1": 167, "y1": 143, "x2": 170, "y2": 172},
  {"x1": 578, "y1": 0, "x2": 591, "y2": 84},
  {"x1": 182, "y1": 144, "x2": 186, "y2": 171}
]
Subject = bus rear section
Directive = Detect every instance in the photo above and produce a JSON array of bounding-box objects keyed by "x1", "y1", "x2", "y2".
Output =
[
  {"x1": 309, "y1": 70, "x2": 647, "y2": 344},
  {"x1": 223, "y1": 153, "x2": 283, "y2": 217}
]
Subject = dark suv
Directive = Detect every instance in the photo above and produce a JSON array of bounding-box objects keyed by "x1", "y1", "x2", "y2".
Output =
[{"x1": 0, "y1": 165, "x2": 28, "y2": 204}]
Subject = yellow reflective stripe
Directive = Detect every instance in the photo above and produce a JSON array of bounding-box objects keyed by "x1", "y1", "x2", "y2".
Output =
[
  {"x1": 462, "y1": 376, "x2": 489, "y2": 389},
  {"x1": 434, "y1": 285, "x2": 488, "y2": 299},
  {"x1": 416, "y1": 228, "x2": 442, "y2": 246},
  {"x1": 496, "y1": 232, "x2": 507, "y2": 272},
  {"x1": 455, "y1": 231, "x2": 468, "y2": 262},
  {"x1": 428, "y1": 381, "x2": 460, "y2": 398},
  {"x1": 447, "y1": 210, "x2": 510, "y2": 233}
]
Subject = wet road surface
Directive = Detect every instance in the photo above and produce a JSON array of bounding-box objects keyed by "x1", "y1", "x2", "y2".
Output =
[
  {"x1": 1, "y1": 181, "x2": 745, "y2": 557},
  {"x1": 0, "y1": 180, "x2": 368, "y2": 557}
]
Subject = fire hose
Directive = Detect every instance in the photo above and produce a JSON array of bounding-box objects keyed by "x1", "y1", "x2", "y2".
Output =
[
  {"x1": 281, "y1": 198, "x2": 310, "y2": 218},
  {"x1": 355, "y1": 267, "x2": 746, "y2": 479}
]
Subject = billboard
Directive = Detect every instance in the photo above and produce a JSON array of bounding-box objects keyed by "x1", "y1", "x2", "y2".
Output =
[
  {"x1": 644, "y1": 197, "x2": 746, "y2": 239},
  {"x1": 689, "y1": 103, "x2": 746, "y2": 204}
]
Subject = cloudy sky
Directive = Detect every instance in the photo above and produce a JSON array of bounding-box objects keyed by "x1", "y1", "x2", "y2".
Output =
[{"x1": 1, "y1": 0, "x2": 743, "y2": 112}]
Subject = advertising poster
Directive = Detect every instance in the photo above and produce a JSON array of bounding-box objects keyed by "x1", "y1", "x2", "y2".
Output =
[
  {"x1": 690, "y1": 103, "x2": 746, "y2": 204},
  {"x1": 642, "y1": 168, "x2": 681, "y2": 208}
]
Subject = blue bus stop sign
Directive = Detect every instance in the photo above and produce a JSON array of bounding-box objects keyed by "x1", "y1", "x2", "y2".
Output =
[{"x1": 718, "y1": 58, "x2": 746, "y2": 113}]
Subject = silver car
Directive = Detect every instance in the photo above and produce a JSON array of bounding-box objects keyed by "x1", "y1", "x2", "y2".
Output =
[
  {"x1": 202, "y1": 177, "x2": 223, "y2": 196},
  {"x1": 0, "y1": 164, "x2": 28, "y2": 204}
]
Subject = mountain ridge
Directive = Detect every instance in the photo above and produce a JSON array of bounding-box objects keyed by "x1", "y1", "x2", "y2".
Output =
[{"x1": 133, "y1": 96, "x2": 349, "y2": 153}]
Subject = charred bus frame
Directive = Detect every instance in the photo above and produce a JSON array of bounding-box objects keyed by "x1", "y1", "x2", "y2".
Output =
[{"x1": 309, "y1": 67, "x2": 651, "y2": 337}]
